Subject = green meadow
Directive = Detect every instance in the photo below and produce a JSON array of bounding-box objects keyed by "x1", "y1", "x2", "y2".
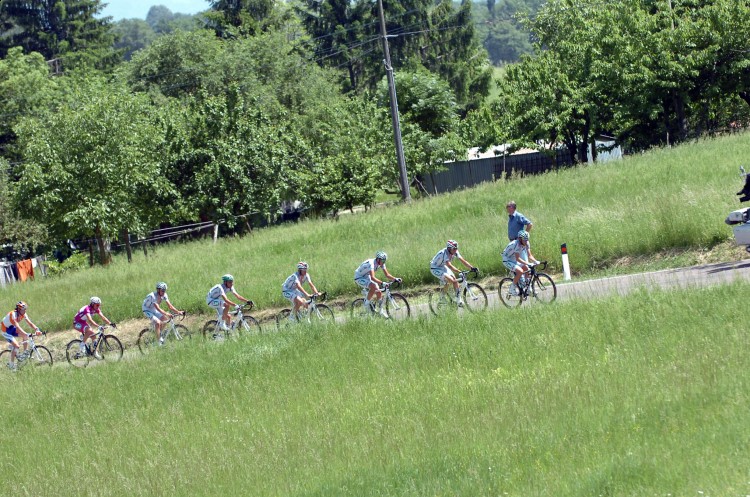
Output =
[
  {"x1": 2, "y1": 133, "x2": 749, "y2": 330},
  {"x1": 1, "y1": 284, "x2": 747, "y2": 496}
]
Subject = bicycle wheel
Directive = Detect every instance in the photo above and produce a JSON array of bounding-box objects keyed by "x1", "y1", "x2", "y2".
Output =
[
  {"x1": 66, "y1": 339, "x2": 89, "y2": 368},
  {"x1": 170, "y1": 324, "x2": 193, "y2": 342},
  {"x1": 498, "y1": 278, "x2": 522, "y2": 308},
  {"x1": 202, "y1": 320, "x2": 222, "y2": 341},
  {"x1": 310, "y1": 304, "x2": 335, "y2": 324},
  {"x1": 0, "y1": 350, "x2": 14, "y2": 371},
  {"x1": 137, "y1": 328, "x2": 157, "y2": 354},
  {"x1": 275, "y1": 309, "x2": 293, "y2": 331},
  {"x1": 531, "y1": 273, "x2": 557, "y2": 304},
  {"x1": 386, "y1": 293, "x2": 411, "y2": 319},
  {"x1": 98, "y1": 335, "x2": 123, "y2": 362},
  {"x1": 428, "y1": 290, "x2": 452, "y2": 316},
  {"x1": 463, "y1": 283, "x2": 488, "y2": 312},
  {"x1": 29, "y1": 346, "x2": 53, "y2": 367},
  {"x1": 228, "y1": 317, "x2": 261, "y2": 340},
  {"x1": 350, "y1": 299, "x2": 371, "y2": 319}
]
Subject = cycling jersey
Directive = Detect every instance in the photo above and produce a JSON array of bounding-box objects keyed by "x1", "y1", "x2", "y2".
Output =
[
  {"x1": 282, "y1": 272, "x2": 310, "y2": 292},
  {"x1": 502, "y1": 240, "x2": 530, "y2": 262},
  {"x1": 354, "y1": 258, "x2": 385, "y2": 280},
  {"x1": 142, "y1": 291, "x2": 169, "y2": 312},
  {"x1": 430, "y1": 248, "x2": 460, "y2": 268},
  {"x1": 1, "y1": 311, "x2": 20, "y2": 332},
  {"x1": 206, "y1": 283, "x2": 239, "y2": 304},
  {"x1": 74, "y1": 305, "x2": 99, "y2": 327}
]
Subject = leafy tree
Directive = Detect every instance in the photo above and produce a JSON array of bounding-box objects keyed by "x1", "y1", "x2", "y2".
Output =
[
  {"x1": 13, "y1": 82, "x2": 176, "y2": 264},
  {"x1": 205, "y1": 0, "x2": 289, "y2": 38},
  {"x1": 111, "y1": 18, "x2": 156, "y2": 61},
  {"x1": 0, "y1": 0, "x2": 120, "y2": 71},
  {"x1": 0, "y1": 160, "x2": 46, "y2": 252}
]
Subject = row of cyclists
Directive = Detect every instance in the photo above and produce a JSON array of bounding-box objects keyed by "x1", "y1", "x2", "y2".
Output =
[{"x1": 2, "y1": 230, "x2": 539, "y2": 369}]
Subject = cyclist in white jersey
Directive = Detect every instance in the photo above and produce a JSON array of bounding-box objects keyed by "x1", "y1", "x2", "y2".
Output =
[
  {"x1": 206, "y1": 274, "x2": 251, "y2": 330},
  {"x1": 502, "y1": 230, "x2": 538, "y2": 295},
  {"x1": 354, "y1": 251, "x2": 402, "y2": 316},
  {"x1": 142, "y1": 282, "x2": 185, "y2": 345},
  {"x1": 1, "y1": 301, "x2": 41, "y2": 370},
  {"x1": 430, "y1": 240, "x2": 478, "y2": 307},
  {"x1": 281, "y1": 262, "x2": 320, "y2": 321}
]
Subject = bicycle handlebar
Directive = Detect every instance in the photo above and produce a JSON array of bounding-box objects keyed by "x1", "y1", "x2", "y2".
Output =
[
  {"x1": 311, "y1": 292, "x2": 327, "y2": 302},
  {"x1": 385, "y1": 279, "x2": 402, "y2": 290}
]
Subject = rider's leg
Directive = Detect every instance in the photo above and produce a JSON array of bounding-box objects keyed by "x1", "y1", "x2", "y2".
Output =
[
  {"x1": 157, "y1": 315, "x2": 170, "y2": 342},
  {"x1": 291, "y1": 295, "x2": 307, "y2": 320},
  {"x1": 367, "y1": 282, "x2": 382, "y2": 310},
  {"x1": 221, "y1": 303, "x2": 231, "y2": 328}
]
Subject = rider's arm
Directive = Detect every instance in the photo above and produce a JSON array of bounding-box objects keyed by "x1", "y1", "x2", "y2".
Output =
[
  {"x1": 221, "y1": 293, "x2": 237, "y2": 307},
  {"x1": 527, "y1": 247, "x2": 539, "y2": 264},
  {"x1": 232, "y1": 291, "x2": 250, "y2": 304},
  {"x1": 154, "y1": 303, "x2": 172, "y2": 318},
  {"x1": 458, "y1": 256, "x2": 475, "y2": 269},
  {"x1": 166, "y1": 301, "x2": 183, "y2": 314},
  {"x1": 22, "y1": 315, "x2": 41, "y2": 334},
  {"x1": 382, "y1": 268, "x2": 400, "y2": 282},
  {"x1": 295, "y1": 281, "x2": 312, "y2": 298},
  {"x1": 308, "y1": 280, "x2": 320, "y2": 296},
  {"x1": 369, "y1": 269, "x2": 383, "y2": 285}
]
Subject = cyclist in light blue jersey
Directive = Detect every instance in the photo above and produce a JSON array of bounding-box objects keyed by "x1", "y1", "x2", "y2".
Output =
[
  {"x1": 143, "y1": 282, "x2": 185, "y2": 345},
  {"x1": 430, "y1": 240, "x2": 477, "y2": 307},
  {"x1": 282, "y1": 262, "x2": 320, "y2": 321},
  {"x1": 354, "y1": 251, "x2": 401, "y2": 316},
  {"x1": 502, "y1": 230, "x2": 539, "y2": 295},
  {"x1": 206, "y1": 274, "x2": 251, "y2": 331}
]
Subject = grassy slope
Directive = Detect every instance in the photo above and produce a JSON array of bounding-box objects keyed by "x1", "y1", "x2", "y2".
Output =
[
  {"x1": 1, "y1": 284, "x2": 747, "y2": 496},
  {"x1": 2, "y1": 132, "x2": 750, "y2": 331}
]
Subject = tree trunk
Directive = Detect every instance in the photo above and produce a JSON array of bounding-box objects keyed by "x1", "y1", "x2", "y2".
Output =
[
  {"x1": 123, "y1": 229, "x2": 132, "y2": 263},
  {"x1": 88, "y1": 241, "x2": 94, "y2": 267},
  {"x1": 142, "y1": 239, "x2": 148, "y2": 258},
  {"x1": 673, "y1": 92, "x2": 688, "y2": 142},
  {"x1": 95, "y1": 226, "x2": 110, "y2": 266}
]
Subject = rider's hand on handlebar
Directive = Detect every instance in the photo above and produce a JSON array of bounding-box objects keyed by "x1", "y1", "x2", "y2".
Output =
[
  {"x1": 110, "y1": 323, "x2": 117, "y2": 329},
  {"x1": 471, "y1": 266, "x2": 478, "y2": 273},
  {"x1": 395, "y1": 277, "x2": 402, "y2": 284}
]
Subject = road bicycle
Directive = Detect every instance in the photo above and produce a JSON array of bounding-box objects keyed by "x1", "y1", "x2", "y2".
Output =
[
  {"x1": 275, "y1": 292, "x2": 335, "y2": 330},
  {"x1": 350, "y1": 280, "x2": 411, "y2": 320},
  {"x1": 137, "y1": 312, "x2": 192, "y2": 354},
  {"x1": 65, "y1": 325, "x2": 124, "y2": 368},
  {"x1": 428, "y1": 268, "x2": 488, "y2": 315},
  {"x1": 202, "y1": 301, "x2": 261, "y2": 341},
  {"x1": 0, "y1": 331, "x2": 52, "y2": 371},
  {"x1": 498, "y1": 261, "x2": 557, "y2": 308}
]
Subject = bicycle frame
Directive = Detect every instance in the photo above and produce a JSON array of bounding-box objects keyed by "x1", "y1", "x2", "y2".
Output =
[
  {"x1": 154, "y1": 314, "x2": 188, "y2": 340},
  {"x1": 292, "y1": 293, "x2": 326, "y2": 322}
]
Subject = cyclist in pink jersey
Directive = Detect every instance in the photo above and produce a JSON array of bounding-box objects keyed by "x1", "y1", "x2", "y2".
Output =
[{"x1": 73, "y1": 296, "x2": 115, "y2": 353}]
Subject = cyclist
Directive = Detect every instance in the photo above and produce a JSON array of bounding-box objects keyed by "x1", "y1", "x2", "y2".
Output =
[
  {"x1": 281, "y1": 262, "x2": 321, "y2": 322},
  {"x1": 143, "y1": 282, "x2": 185, "y2": 345},
  {"x1": 430, "y1": 240, "x2": 478, "y2": 307},
  {"x1": 73, "y1": 297, "x2": 115, "y2": 356},
  {"x1": 502, "y1": 230, "x2": 539, "y2": 295},
  {"x1": 206, "y1": 274, "x2": 251, "y2": 331},
  {"x1": 354, "y1": 251, "x2": 402, "y2": 317},
  {"x1": 1, "y1": 301, "x2": 42, "y2": 370}
]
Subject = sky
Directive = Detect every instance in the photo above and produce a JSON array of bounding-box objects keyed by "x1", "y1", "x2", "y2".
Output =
[{"x1": 100, "y1": 0, "x2": 210, "y2": 21}]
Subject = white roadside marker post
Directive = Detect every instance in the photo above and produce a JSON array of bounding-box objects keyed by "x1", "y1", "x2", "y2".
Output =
[{"x1": 561, "y1": 243, "x2": 571, "y2": 281}]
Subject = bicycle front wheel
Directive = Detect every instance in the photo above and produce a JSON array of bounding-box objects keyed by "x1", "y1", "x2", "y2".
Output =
[
  {"x1": 137, "y1": 328, "x2": 157, "y2": 354},
  {"x1": 498, "y1": 278, "x2": 522, "y2": 308},
  {"x1": 428, "y1": 290, "x2": 451, "y2": 316},
  {"x1": 463, "y1": 283, "x2": 488, "y2": 312},
  {"x1": 229, "y1": 317, "x2": 261, "y2": 340},
  {"x1": 386, "y1": 293, "x2": 411, "y2": 319},
  {"x1": 531, "y1": 273, "x2": 557, "y2": 304},
  {"x1": 66, "y1": 339, "x2": 89, "y2": 368},
  {"x1": 350, "y1": 299, "x2": 371, "y2": 319},
  {"x1": 275, "y1": 309, "x2": 293, "y2": 331},
  {"x1": 311, "y1": 304, "x2": 335, "y2": 324},
  {"x1": 30, "y1": 346, "x2": 53, "y2": 367},
  {"x1": 98, "y1": 335, "x2": 123, "y2": 362}
]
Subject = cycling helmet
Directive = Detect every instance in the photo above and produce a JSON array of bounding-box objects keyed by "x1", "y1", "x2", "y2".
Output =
[
  {"x1": 15, "y1": 301, "x2": 27, "y2": 312},
  {"x1": 222, "y1": 274, "x2": 234, "y2": 283},
  {"x1": 517, "y1": 230, "x2": 529, "y2": 241},
  {"x1": 446, "y1": 240, "x2": 458, "y2": 250},
  {"x1": 156, "y1": 282, "x2": 167, "y2": 291},
  {"x1": 90, "y1": 296, "x2": 102, "y2": 305},
  {"x1": 375, "y1": 251, "x2": 387, "y2": 262},
  {"x1": 297, "y1": 261, "x2": 308, "y2": 271}
]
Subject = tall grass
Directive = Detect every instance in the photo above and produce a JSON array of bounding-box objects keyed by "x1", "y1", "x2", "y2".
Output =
[
  {"x1": 1, "y1": 283, "x2": 747, "y2": 496},
  {"x1": 2, "y1": 132, "x2": 749, "y2": 330}
]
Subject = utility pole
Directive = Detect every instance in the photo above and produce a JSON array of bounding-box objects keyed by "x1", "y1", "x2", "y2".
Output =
[{"x1": 377, "y1": 0, "x2": 411, "y2": 202}]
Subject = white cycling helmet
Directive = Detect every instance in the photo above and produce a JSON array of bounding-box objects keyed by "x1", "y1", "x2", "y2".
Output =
[
  {"x1": 375, "y1": 251, "x2": 387, "y2": 262},
  {"x1": 156, "y1": 282, "x2": 167, "y2": 291},
  {"x1": 446, "y1": 240, "x2": 458, "y2": 250},
  {"x1": 90, "y1": 296, "x2": 102, "y2": 305},
  {"x1": 297, "y1": 261, "x2": 308, "y2": 271}
]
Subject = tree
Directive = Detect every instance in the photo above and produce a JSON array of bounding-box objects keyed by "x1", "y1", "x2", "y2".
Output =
[
  {"x1": 14, "y1": 82, "x2": 176, "y2": 264},
  {"x1": 0, "y1": 0, "x2": 120, "y2": 71},
  {"x1": 0, "y1": 160, "x2": 46, "y2": 252},
  {"x1": 205, "y1": 0, "x2": 287, "y2": 38},
  {"x1": 111, "y1": 18, "x2": 156, "y2": 61}
]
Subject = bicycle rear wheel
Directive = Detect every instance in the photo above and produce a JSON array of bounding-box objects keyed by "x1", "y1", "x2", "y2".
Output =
[
  {"x1": 202, "y1": 320, "x2": 223, "y2": 341},
  {"x1": 137, "y1": 328, "x2": 157, "y2": 354},
  {"x1": 498, "y1": 278, "x2": 522, "y2": 308},
  {"x1": 275, "y1": 309, "x2": 293, "y2": 331},
  {"x1": 386, "y1": 293, "x2": 411, "y2": 319},
  {"x1": 531, "y1": 273, "x2": 557, "y2": 304},
  {"x1": 463, "y1": 283, "x2": 488, "y2": 312},
  {"x1": 29, "y1": 346, "x2": 53, "y2": 367},
  {"x1": 66, "y1": 339, "x2": 89, "y2": 368},
  {"x1": 428, "y1": 290, "x2": 452, "y2": 316},
  {"x1": 98, "y1": 335, "x2": 123, "y2": 362},
  {"x1": 350, "y1": 299, "x2": 371, "y2": 319},
  {"x1": 311, "y1": 304, "x2": 335, "y2": 324}
]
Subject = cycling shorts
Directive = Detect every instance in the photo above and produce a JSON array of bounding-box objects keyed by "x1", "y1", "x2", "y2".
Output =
[
  {"x1": 207, "y1": 299, "x2": 225, "y2": 318},
  {"x1": 143, "y1": 310, "x2": 165, "y2": 324},
  {"x1": 73, "y1": 321, "x2": 90, "y2": 334},
  {"x1": 355, "y1": 276, "x2": 375, "y2": 289},
  {"x1": 282, "y1": 290, "x2": 305, "y2": 303},
  {"x1": 430, "y1": 266, "x2": 454, "y2": 284},
  {"x1": 2, "y1": 326, "x2": 18, "y2": 342},
  {"x1": 503, "y1": 260, "x2": 523, "y2": 273}
]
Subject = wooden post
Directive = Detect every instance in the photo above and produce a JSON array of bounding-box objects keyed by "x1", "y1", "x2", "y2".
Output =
[
  {"x1": 213, "y1": 223, "x2": 219, "y2": 243},
  {"x1": 123, "y1": 229, "x2": 132, "y2": 263}
]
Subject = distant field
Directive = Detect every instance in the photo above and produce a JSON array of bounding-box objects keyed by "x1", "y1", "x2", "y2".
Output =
[
  {"x1": 2, "y1": 283, "x2": 747, "y2": 496},
  {"x1": 1, "y1": 132, "x2": 749, "y2": 331}
]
